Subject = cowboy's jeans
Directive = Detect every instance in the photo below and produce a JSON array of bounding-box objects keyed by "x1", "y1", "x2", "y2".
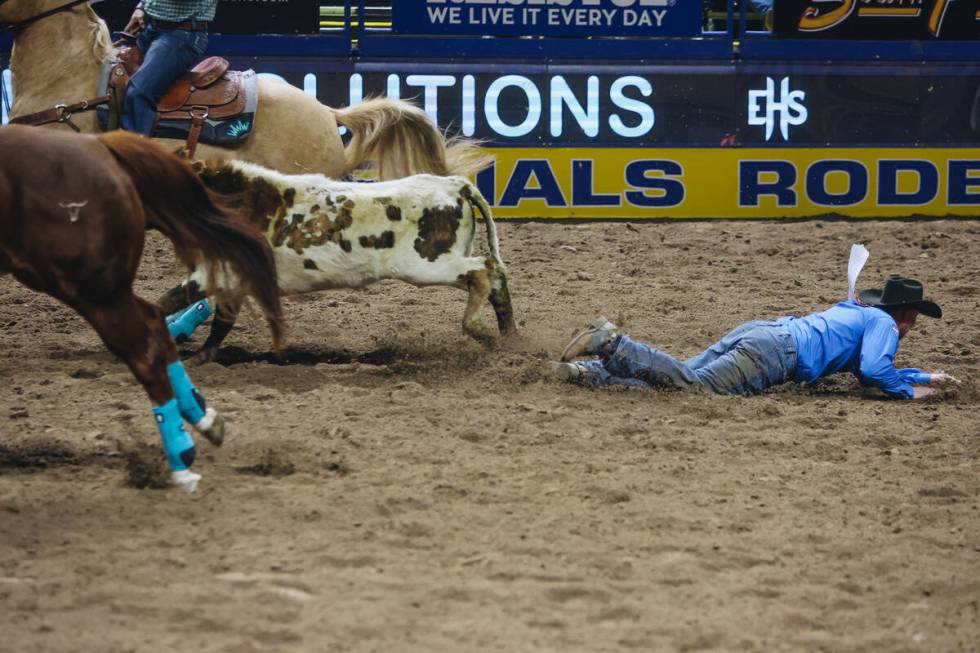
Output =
[
  {"x1": 121, "y1": 25, "x2": 208, "y2": 135},
  {"x1": 576, "y1": 320, "x2": 798, "y2": 396}
]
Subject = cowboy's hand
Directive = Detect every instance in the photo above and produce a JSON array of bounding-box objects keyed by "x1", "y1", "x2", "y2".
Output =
[
  {"x1": 124, "y1": 8, "x2": 146, "y2": 34},
  {"x1": 929, "y1": 371, "x2": 962, "y2": 385},
  {"x1": 912, "y1": 386, "x2": 938, "y2": 399}
]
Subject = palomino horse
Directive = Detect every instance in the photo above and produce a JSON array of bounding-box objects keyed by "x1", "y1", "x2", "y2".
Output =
[
  {"x1": 0, "y1": 125, "x2": 284, "y2": 492},
  {"x1": 0, "y1": 0, "x2": 492, "y2": 179}
]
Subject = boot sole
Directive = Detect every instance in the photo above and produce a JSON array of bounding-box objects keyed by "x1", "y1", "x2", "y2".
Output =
[{"x1": 559, "y1": 316, "x2": 612, "y2": 362}]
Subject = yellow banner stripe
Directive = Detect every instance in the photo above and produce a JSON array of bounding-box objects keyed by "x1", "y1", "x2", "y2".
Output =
[{"x1": 480, "y1": 147, "x2": 980, "y2": 219}]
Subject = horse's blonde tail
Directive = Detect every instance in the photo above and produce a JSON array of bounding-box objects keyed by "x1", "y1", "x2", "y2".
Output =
[
  {"x1": 446, "y1": 136, "x2": 497, "y2": 179},
  {"x1": 332, "y1": 97, "x2": 494, "y2": 180}
]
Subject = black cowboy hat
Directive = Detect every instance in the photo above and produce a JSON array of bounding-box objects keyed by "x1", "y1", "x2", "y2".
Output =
[{"x1": 858, "y1": 275, "x2": 942, "y2": 318}]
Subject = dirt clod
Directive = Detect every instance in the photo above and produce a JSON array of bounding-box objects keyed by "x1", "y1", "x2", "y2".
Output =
[
  {"x1": 236, "y1": 450, "x2": 296, "y2": 477},
  {"x1": 121, "y1": 442, "x2": 170, "y2": 489}
]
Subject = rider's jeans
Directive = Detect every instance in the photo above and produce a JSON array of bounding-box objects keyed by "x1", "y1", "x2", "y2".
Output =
[
  {"x1": 575, "y1": 320, "x2": 798, "y2": 396},
  {"x1": 121, "y1": 24, "x2": 208, "y2": 135}
]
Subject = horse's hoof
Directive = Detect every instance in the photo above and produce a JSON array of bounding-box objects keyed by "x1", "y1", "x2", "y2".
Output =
[
  {"x1": 172, "y1": 469, "x2": 202, "y2": 493},
  {"x1": 199, "y1": 410, "x2": 226, "y2": 447}
]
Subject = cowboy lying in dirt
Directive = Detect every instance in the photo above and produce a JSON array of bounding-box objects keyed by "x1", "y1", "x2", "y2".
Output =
[{"x1": 546, "y1": 274, "x2": 960, "y2": 399}]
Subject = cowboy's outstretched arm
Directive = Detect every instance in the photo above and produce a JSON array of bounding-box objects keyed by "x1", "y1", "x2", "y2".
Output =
[{"x1": 858, "y1": 319, "x2": 916, "y2": 399}]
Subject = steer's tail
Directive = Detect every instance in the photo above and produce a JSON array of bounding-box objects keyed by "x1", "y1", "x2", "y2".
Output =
[
  {"x1": 466, "y1": 180, "x2": 516, "y2": 335},
  {"x1": 98, "y1": 131, "x2": 285, "y2": 352},
  {"x1": 466, "y1": 181, "x2": 504, "y2": 271}
]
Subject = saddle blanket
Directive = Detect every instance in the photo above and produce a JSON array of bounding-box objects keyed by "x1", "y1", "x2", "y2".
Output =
[{"x1": 96, "y1": 62, "x2": 258, "y2": 146}]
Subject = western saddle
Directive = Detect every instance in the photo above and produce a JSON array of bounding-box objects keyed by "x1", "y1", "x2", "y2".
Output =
[{"x1": 11, "y1": 40, "x2": 249, "y2": 158}]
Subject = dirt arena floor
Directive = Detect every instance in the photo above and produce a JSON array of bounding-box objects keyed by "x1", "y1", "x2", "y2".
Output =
[{"x1": 1, "y1": 218, "x2": 978, "y2": 652}]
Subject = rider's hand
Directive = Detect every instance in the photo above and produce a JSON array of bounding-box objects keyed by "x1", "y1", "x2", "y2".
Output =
[
  {"x1": 123, "y1": 8, "x2": 146, "y2": 34},
  {"x1": 912, "y1": 386, "x2": 938, "y2": 399},
  {"x1": 929, "y1": 371, "x2": 962, "y2": 385}
]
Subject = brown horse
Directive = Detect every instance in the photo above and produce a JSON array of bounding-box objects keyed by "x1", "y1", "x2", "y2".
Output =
[{"x1": 0, "y1": 125, "x2": 284, "y2": 492}]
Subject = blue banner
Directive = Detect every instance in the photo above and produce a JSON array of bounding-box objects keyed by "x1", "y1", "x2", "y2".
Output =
[{"x1": 392, "y1": 0, "x2": 702, "y2": 38}]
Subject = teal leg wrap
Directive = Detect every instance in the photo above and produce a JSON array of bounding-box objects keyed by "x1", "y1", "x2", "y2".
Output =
[
  {"x1": 152, "y1": 398, "x2": 196, "y2": 471},
  {"x1": 166, "y1": 360, "x2": 207, "y2": 425},
  {"x1": 166, "y1": 299, "x2": 212, "y2": 343}
]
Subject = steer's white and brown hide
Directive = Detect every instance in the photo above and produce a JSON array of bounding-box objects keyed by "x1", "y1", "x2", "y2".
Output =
[{"x1": 160, "y1": 160, "x2": 515, "y2": 360}]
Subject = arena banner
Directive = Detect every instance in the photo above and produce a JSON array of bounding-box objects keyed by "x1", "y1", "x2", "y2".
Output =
[
  {"x1": 4, "y1": 57, "x2": 979, "y2": 219},
  {"x1": 301, "y1": 68, "x2": 980, "y2": 146},
  {"x1": 474, "y1": 147, "x2": 980, "y2": 218},
  {"x1": 392, "y1": 0, "x2": 702, "y2": 37},
  {"x1": 735, "y1": 72, "x2": 980, "y2": 145},
  {"x1": 9, "y1": 59, "x2": 972, "y2": 147},
  {"x1": 773, "y1": 0, "x2": 980, "y2": 39},
  {"x1": 94, "y1": 0, "x2": 321, "y2": 35},
  {"x1": 316, "y1": 68, "x2": 736, "y2": 145}
]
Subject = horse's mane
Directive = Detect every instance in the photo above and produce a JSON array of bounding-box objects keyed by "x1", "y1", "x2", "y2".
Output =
[{"x1": 84, "y1": 5, "x2": 115, "y2": 63}]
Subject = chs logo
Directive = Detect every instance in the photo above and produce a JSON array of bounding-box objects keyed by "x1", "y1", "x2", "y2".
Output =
[{"x1": 747, "y1": 76, "x2": 808, "y2": 142}]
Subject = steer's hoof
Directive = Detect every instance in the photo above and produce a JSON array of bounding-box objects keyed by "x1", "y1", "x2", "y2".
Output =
[
  {"x1": 465, "y1": 325, "x2": 497, "y2": 348},
  {"x1": 189, "y1": 347, "x2": 217, "y2": 367}
]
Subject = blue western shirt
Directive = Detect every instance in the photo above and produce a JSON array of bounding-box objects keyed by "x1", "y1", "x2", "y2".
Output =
[{"x1": 782, "y1": 300, "x2": 929, "y2": 399}]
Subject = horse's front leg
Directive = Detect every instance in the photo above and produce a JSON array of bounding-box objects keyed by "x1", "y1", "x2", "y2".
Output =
[{"x1": 79, "y1": 292, "x2": 225, "y2": 491}]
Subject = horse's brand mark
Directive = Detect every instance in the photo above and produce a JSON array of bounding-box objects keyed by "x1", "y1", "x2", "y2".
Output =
[{"x1": 58, "y1": 200, "x2": 88, "y2": 223}]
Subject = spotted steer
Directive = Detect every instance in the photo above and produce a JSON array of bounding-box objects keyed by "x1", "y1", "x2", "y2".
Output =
[{"x1": 159, "y1": 160, "x2": 516, "y2": 361}]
